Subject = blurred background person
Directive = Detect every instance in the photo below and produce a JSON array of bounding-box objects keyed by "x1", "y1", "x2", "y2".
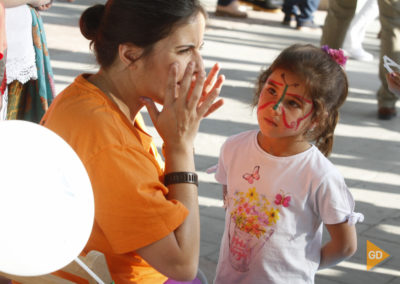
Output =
[
  {"x1": 215, "y1": 0, "x2": 248, "y2": 18},
  {"x1": 342, "y1": 0, "x2": 379, "y2": 61}
]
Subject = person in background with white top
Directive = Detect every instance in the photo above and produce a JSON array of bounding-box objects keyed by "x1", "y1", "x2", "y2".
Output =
[
  {"x1": 342, "y1": 0, "x2": 379, "y2": 61},
  {"x1": 212, "y1": 44, "x2": 363, "y2": 283},
  {"x1": 1, "y1": 0, "x2": 55, "y2": 122}
]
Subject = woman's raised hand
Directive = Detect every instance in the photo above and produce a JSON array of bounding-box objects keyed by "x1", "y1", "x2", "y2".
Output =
[{"x1": 140, "y1": 61, "x2": 224, "y2": 152}]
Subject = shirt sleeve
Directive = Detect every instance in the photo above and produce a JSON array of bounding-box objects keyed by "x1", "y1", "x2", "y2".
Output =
[
  {"x1": 314, "y1": 170, "x2": 362, "y2": 225},
  {"x1": 86, "y1": 144, "x2": 189, "y2": 254},
  {"x1": 215, "y1": 141, "x2": 228, "y2": 185}
]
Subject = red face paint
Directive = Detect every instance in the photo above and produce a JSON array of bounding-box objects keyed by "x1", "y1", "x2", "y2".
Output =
[{"x1": 257, "y1": 72, "x2": 313, "y2": 132}]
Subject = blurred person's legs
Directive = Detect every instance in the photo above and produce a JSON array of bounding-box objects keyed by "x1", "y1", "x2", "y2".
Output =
[
  {"x1": 320, "y1": 0, "x2": 357, "y2": 48},
  {"x1": 282, "y1": 0, "x2": 297, "y2": 25},
  {"x1": 216, "y1": 0, "x2": 248, "y2": 18},
  {"x1": 296, "y1": 0, "x2": 321, "y2": 30},
  {"x1": 239, "y1": 0, "x2": 281, "y2": 12},
  {"x1": 343, "y1": 0, "x2": 378, "y2": 61},
  {"x1": 377, "y1": 0, "x2": 400, "y2": 119}
]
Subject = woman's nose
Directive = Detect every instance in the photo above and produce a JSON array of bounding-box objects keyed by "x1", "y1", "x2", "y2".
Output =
[{"x1": 193, "y1": 53, "x2": 204, "y2": 75}]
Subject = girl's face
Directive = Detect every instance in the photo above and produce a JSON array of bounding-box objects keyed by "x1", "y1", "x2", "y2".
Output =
[
  {"x1": 257, "y1": 68, "x2": 314, "y2": 140},
  {"x1": 135, "y1": 12, "x2": 206, "y2": 104}
]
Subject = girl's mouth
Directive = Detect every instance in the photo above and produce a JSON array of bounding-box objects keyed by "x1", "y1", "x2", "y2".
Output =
[{"x1": 264, "y1": 117, "x2": 277, "y2": 127}]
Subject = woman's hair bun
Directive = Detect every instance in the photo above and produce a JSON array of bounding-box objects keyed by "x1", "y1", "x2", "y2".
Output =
[{"x1": 80, "y1": 4, "x2": 105, "y2": 41}]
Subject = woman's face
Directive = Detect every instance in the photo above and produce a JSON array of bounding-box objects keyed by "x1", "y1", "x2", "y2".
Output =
[
  {"x1": 257, "y1": 68, "x2": 314, "y2": 139},
  {"x1": 135, "y1": 12, "x2": 206, "y2": 104}
]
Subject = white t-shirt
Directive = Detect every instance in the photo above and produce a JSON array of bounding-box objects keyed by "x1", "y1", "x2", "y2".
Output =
[{"x1": 214, "y1": 130, "x2": 359, "y2": 284}]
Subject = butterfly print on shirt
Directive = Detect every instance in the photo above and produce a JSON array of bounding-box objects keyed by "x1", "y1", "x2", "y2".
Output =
[
  {"x1": 274, "y1": 189, "x2": 291, "y2": 207},
  {"x1": 242, "y1": 166, "x2": 260, "y2": 184}
]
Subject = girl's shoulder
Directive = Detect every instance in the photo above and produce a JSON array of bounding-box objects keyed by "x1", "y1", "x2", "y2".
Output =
[
  {"x1": 307, "y1": 146, "x2": 345, "y2": 182},
  {"x1": 223, "y1": 129, "x2": 258, "y2": 147}
]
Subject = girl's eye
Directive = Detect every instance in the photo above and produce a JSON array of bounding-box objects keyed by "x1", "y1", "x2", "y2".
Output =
[
  {"x1": 287, "y1": 100, "x2": 301, "y2": 108},
  {"x1": 267, "y1": 87, "x2": 277, "y2": 96}
]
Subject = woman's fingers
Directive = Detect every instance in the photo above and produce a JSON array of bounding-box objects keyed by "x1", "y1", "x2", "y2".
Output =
[
  {"x1": 203, "y1": 99, "x2": 224, "y2": 118},
  {"x1": 140, "y1": 97, "x2": 160, "y2": 126},
  {"x1": 197, "y1": 75, "x2": 225, "y2": 117},
  {"x1": 164, "y1": 63, "x2": 178, "y2": 107},
  {"x1": 176, "y1": 62, "x2": 197, "y2": 107},
  {"x1": 203, "y1": 63, "x2": 220, "y2": 95},
  {"x1": 187, "y1": 70, "x2": 206, "y2": 110}
]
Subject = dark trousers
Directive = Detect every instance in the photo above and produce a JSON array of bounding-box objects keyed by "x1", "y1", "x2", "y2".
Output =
[
  {"x1": 282, "y1": 0, "x2": 320, "y2": 24},
  {"x1": 218, "y1": 0, "x2": 235, "y2": 6}
]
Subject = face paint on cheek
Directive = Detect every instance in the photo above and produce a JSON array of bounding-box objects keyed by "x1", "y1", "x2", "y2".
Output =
[
  {"x1": 257, "y1": 101, "x2": 275, "y2": 114},
  {"x1": 281, "y1": 105, "x2": 314, "y2": 130}
]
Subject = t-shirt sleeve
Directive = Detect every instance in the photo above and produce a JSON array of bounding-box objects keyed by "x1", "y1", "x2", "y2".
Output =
[
  {"x1": 215, "y1": 141, "x2": 228, "y2": 185},
  {"x1": 86, "y1": 144, "x2": 189, "y2": 254},
  {"x1": 314, "y1": 170, "x2": 358, "y2": 225}
]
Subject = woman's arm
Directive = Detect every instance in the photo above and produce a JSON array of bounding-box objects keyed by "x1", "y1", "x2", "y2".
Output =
[
  {"x1": 137, "y1": 62, "x2": 224, "y2": 281},
  {"x1": 319, "y1": 221, "x2": 357, "y2": 269}
]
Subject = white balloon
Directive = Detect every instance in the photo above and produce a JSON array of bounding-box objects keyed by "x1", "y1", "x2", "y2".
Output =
[{"x1": 0, "y1": 120, "x2": 94, "y2": 276}]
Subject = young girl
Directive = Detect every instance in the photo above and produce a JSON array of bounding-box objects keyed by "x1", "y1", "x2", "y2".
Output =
[{"x1": 213, "y1": 44, "x2": 363, "y2": 283}]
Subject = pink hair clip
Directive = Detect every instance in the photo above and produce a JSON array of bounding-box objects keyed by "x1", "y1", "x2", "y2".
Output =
[{"x1": 321, "y1": 45, "x2": 348, "y2": 67}]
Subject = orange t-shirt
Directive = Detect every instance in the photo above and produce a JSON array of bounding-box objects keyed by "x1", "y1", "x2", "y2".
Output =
[{"x1": 41, "y1": 74, "x2": 189, "y2": 283}]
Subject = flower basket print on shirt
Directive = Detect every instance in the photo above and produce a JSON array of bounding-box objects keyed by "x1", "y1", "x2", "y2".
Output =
[{"x1": 228, "y1": 173, "x2": 291, "y2": 272}]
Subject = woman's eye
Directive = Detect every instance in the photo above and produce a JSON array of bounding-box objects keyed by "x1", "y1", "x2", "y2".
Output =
[{"x1": 178, "y1": 48, "x2": 191, "y2": 54}]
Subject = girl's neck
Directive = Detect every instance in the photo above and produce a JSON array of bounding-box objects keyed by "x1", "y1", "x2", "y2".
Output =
[
  {"x1": 257, "y1": 131, "x2": 311, "y2": 157},
  {"x1": 88, "y1": 69, "x2": 141, "y2": 122}
]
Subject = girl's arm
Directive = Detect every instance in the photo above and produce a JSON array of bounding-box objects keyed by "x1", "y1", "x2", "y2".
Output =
[
  {"x1": 319, "y1": 221, "x2": 357, "y2": 269},
  {"x1": 222, "y1": 185, "x2": 227, "y2": 208}
]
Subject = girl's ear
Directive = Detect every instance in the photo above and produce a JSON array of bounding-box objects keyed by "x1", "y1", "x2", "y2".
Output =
[
  {"x1": 118, "y1": 43, "x2": 143, "y2": 67},
  {"x1": 310, "y1": 111, "x2": 328, "y2": 131}
]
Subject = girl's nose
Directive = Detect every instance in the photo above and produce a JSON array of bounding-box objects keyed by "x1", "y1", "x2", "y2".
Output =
[{"x1": 272, "y1": 102, "x2": 282, "y2": 115}]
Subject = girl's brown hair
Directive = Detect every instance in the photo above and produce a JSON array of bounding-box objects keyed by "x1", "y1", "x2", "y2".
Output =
[{"x1": 253, "y1": 44, "x2": 348, "y2": 156}]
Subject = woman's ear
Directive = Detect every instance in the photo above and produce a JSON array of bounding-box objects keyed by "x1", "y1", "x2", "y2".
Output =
[{"x1": 118, "y1": 43, "x2": 143, "y2": 67}]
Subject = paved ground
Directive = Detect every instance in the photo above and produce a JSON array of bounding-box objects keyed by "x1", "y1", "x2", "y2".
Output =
[{"x1": 42, "y1": 1, "x2": 400, "y2": 283}]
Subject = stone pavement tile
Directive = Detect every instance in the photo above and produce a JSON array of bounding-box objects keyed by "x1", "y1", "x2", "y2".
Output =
[
  {"x1": 388, "y1": 277, "x2": 400, "y2": 284},
  {"x1": 199, "y1": 256, "x2": 217, "y2": 284},
  {"x1": 315, "y1": 276, "x2": 347, "y2": 284},
  {"x1": 316, "y1": 264, "x2": 394, "y2": 284},
  {"x1": 355, "y1": 203, "x2": 400, "y2": 226},
  {"x1": 363, "y1": 216, "x2": 400, "y2": 244},
  {"x1": 199, "y1": 214, "x2": 225, "y2": 245}
]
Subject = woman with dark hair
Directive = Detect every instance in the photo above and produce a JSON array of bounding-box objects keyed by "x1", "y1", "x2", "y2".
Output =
[{"x1": 41, "y1": 0, "x2": 224, "y2": 283}]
